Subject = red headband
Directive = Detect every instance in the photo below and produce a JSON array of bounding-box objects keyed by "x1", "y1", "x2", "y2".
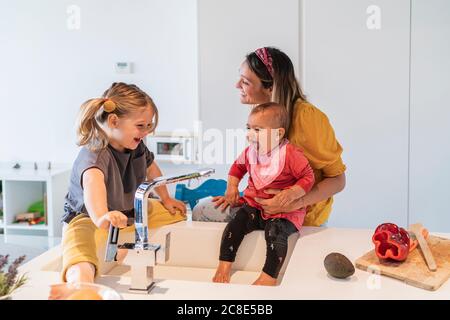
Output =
[{"x1": 254, "y1": 47, "x2": 274, "y2": 77}]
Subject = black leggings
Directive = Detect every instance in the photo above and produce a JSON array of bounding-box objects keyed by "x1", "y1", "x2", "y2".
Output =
[{"x1": 219, "y1": 204, "x2": 297, "y2": 279}]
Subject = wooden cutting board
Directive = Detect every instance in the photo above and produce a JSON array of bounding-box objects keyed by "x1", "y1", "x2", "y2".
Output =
[{"x1": 355, "y1": 235, "x2": 450, "y2": 291}]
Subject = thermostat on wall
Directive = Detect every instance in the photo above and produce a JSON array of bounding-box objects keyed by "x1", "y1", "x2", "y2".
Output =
[{"x1": 115, "y1": 62, "x2": 133, "y2": 74}]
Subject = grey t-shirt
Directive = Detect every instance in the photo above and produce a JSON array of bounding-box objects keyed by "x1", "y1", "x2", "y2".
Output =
[{"x1": 62, "y1": 141, "x2": 154, "y2": 223}]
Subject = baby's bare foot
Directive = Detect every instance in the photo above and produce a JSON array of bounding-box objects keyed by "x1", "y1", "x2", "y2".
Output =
[
  {"x1": 212, "y1": 261, "x2": 232, "y2": 283},
  {"x1": 252, "y1": 272, "x2": 277, "y2": 286}
]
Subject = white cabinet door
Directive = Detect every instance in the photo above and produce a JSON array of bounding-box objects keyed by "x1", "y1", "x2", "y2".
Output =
[
  {"x1": 410, "y1": 0, "x2": 450, "y2": 232},
  {"x1": 304, "y1": 0, "x2": 411, "y2": 228}
]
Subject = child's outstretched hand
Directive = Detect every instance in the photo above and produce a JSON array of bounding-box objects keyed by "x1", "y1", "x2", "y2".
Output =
[
  {"x1": 97, "y1": 210, "x2": 128, "y2": 229},
  {"x1": 213, "y1": 186, "x2": 241, "y2": 212},
  {"x1": 162, "y1": 197, "x2": 187, "y2": 216},
  {"x1": 225, "y1": 186, "x2": 240, "y2": 206},
  {"x1": 212, "y1": 196, "x2": 231, "y2": 212}
]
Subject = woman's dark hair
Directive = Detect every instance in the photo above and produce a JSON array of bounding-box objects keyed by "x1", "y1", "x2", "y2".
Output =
[{"x1": 246, "y1": 47, "x2": 306, "y2": 132}]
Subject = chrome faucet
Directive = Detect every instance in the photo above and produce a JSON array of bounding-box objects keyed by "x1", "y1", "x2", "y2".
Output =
[{"x1": 105, "y1": 168, "x2": 215, "y2": 293}]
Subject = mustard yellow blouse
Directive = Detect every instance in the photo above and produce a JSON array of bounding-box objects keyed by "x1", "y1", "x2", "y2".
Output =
[{"x1": 288, "y1": 99, "x2": 346, "y2": 226}]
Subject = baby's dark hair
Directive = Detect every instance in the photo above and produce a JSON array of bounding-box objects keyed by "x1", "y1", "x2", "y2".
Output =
[{"x1": 250, "y1": 102, "x2": 289, "y2": 132}]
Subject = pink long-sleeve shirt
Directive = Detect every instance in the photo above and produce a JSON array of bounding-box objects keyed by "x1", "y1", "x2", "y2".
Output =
[{"x1": 229, "y1": 143, "x2": 315, "y2": 230}]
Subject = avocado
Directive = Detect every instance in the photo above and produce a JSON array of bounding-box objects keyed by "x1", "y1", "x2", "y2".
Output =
[{"x1": 324, "y1": 252, "x2": 355, "y2": 279}]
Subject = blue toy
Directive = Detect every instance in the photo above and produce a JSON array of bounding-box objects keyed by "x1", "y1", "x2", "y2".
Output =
[
  {"x1": 175, "y1": 179, "x2": 243, "y2": 210},
  {"x1": 175, "y1": 179, "x2": 226, "y2": 210}
]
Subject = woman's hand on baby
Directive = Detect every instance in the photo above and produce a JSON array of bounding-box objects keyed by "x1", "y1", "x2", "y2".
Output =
[
  {"x1": 256, "y1": 186, "x2": 306, "y2": 215},
  {"x1": 98, "y1": 210, "x2": 128, "y2": 229},
  {"x1": 269, "y1": 186, "x2": 305, "y2": 208},
  {"x1": 162, "y1": 197, "x2": 187, "y2": 216}
]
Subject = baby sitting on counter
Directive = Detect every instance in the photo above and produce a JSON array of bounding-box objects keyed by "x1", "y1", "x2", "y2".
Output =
[{"x1": 212, "y1": 102, "x2": 315, "y2": 286}]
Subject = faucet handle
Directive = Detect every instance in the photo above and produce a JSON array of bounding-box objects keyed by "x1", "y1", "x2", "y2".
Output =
[
  {"x1": 105, "y1": 225, "x2": 120, "y2": 262},
  {"x1": 165, "y1": 232, "x2": 171, "y2": 263},
  {"x1": 156, "y1": 232, "x2": 172, "y2": 264},
  {"x1": 105, "y1": 212, "x2": 136, "y2": 262}
]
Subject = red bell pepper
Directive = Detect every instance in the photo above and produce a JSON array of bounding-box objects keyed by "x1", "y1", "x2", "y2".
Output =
[{"x1": 372, "y1": 223, "x2": 411, "y2": 262}]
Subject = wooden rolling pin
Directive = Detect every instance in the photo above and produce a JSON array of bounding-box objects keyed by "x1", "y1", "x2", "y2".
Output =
[{"x1": 409, "y1": 223, "x2": 437, "y2": 272}]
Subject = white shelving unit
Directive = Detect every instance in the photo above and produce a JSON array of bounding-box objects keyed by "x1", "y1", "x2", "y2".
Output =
[{"x1": 0, "y1": 163, "x2": 71, "y2": 248}]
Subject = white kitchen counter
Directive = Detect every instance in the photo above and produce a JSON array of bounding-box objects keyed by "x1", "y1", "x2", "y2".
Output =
[{"x1": 12, "y1": 223, "x2": 450, "y2": 300}]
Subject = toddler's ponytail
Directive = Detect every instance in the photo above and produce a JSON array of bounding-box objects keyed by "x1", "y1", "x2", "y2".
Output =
[{"x1": 76, "y1": 98, "x2": 109, "y2": 150}]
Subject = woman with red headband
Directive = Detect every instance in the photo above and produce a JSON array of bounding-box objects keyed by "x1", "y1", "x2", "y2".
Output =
[{"x1": 194, "y1": 47, "x2": 346, "y2": 229}]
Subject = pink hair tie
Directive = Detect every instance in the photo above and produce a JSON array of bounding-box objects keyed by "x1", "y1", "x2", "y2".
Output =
[{"x1": 255, "y1": 47, "x2": 274, "y2": 77}]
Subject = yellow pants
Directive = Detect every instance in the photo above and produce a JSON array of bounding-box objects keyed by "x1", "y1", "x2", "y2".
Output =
[{"x1": 61, "y1": 199, "x2": 185, "y2": 281}]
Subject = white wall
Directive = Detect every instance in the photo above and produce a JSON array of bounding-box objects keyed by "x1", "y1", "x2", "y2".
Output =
[
  {"x1": 0, "y1": 0, "x2": 198, "y2": 164},
  {"x1": 409, "y1": 0, "x2": 450, "y2": 232},
  {"x1": 197, "y1": 0, "x2": 300, "y2": 186},
  {"x1": 303, "y1": 0, "x2": 411, "y2": 229}
]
